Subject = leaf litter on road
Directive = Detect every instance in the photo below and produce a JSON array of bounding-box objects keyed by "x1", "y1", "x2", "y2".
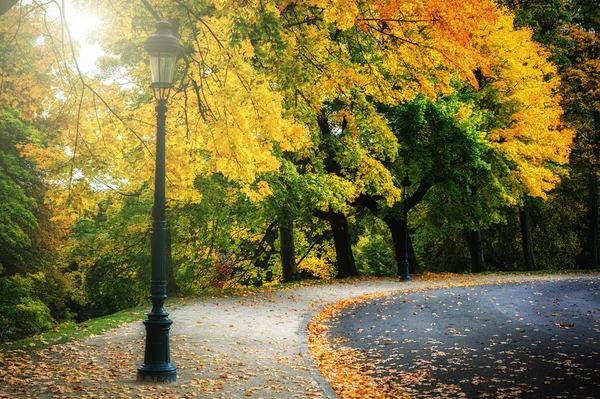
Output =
[{"x1": 307, "y1": 274, "x2": 600, "y2": 398}]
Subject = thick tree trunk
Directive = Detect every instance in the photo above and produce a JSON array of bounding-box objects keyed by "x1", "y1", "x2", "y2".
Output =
[
  {"x1": 316, "y1": 210, "x2": 358, "y2": 278},
  {"x1": 407, "y1": 231, "x2": 419, "y2": 274},
  {"x1": 467, "y1": 230, "x2": 485, "y2": 273},
  {"x1": 591, "y1": 112, "x2": 600, "y2": 269},
  {"x1": 331, "y1": 212, "x2": 358, "y2": 278},
  {"x1": 385, "y1": 216, "x2": 419, "y2": 276},
  {"x1": 166, "y1": 229, "x2": 180, "y2": 295},
  {"x1": 386, "y1": 218, "x2": 404, "y2": 276},
  {"x1": 589, "y1": 172, "x2": 599, "y2": 269},
  {"x1": 519, "y1": 204, "x2": 537, "y2": 271},
  {"x1": 280, "y1": 217, "x2": 297, "y2": 282}
]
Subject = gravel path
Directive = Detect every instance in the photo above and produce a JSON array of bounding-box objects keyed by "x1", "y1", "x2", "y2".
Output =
[{"x1": 0, "y1": 273, "x2": 596, "y2": 398}]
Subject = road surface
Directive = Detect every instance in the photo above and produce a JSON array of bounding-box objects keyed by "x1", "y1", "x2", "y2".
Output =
[{"x1": 328, "y1": 278, "x2": 600, "y2": 398}]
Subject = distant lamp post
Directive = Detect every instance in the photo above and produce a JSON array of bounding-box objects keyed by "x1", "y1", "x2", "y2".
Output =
[
  {"x1": 137, "y1": 20, "x2": 181, "y2": 383},
  {"x1": 400, "y1": 173, "x2": 412, "y2": 281}
]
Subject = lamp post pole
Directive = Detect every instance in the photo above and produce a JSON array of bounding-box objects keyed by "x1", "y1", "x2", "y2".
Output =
[
  {"x1": 137, "y1": 21, "x2": 181, "y2": 384},
  {"x1": 400, "y1": 173, "x2": 411, "y2": 281}
]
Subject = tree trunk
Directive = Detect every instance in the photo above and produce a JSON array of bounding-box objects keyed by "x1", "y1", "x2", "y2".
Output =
[
  {"x1": 384, "y1": 216, "x2": 419, "y2": 276},
  {"x1": 331, "y1": 212, "x2": 358, "y2": 278},
  {"x1": 316, "y1": 211, "x2": 358, "y2": 278},
  {"x1": 591, "y1": 111, "x2": 600, "y2": 269},
  {"x1": 0, "y1": 1, "x2": 19, "y2": 17},
  {"x1": 407, "y1": 230, "x2": 419, "y2": 274},
  {"x1": 589, "y1": 171, "x2": 599, "y2": 269},
  {"x1": 467, "y1": 230, "x2": 485, "y2": 273},
  {"x1": 166, "y1": 228, "x2": 180, "y2": 295},
  {"x1": 280, "y1": 217, "x2": 297, "y2": 282},
  {"x1": 386, "y1": 217, "x2": 404, "y2": 277},
  {"x1": 519, "y1": 204, "x2": 537, "y2": 271}
]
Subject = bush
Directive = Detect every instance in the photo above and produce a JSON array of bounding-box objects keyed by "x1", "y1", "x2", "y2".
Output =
[
  {"x1": 78, "y1": 257, "x2": 144, "y2": 320},
  {"x1": 12, "y1": 297, "x2": 54, "y2": 337},
  {"x1": 354, "y1": 234, "x2": 396, "y2": 277},
  {"x1": 0, "y1": 274, "x2": 54, "y2": 341}
]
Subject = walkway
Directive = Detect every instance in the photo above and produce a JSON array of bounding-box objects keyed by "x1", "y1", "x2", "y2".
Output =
[{"x1": 0, "y1": 273, "x2": 595, "y2": 398}]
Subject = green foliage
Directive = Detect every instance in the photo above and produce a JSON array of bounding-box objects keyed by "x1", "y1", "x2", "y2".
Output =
[
  {"x1": 390, "y1": 93, "x2": 506, "y2": 230},
  {"x1": 0, "y1": 110, "x2": 68, "y2": 340},
  {"x1": 411, "y1": 205, "x2": 472, "y2": 273},
  {"x1": 529, "y1": 195, "x2": 582, "y2": 269},
  {"x1": 77, "y1": 257, "x2": 145, "y2": 320},
  {"x1": 414, "y1": 194, "x2": 582, "y2": 273},
  {"x1": 11, "y1": 297, "x2": 54, "y2": 337},
  {"x1": 353, "y1": 217, "x2": 396, "y2": 277},
  {"x1": 3, "y1": 306, "x2": 148, "y2": 352},
  {"x1": 64, "y1": 193, "x2": 151, "y2": 320},
  {"x1": 0, "y1": 111, "x2": 40, "y2": 274},
  {"x1": 0, "y1": 274, "x2": 54, "y2": 340},
  {"x1": 172, "y1": 174, "x2": 281, "y2": 292}
]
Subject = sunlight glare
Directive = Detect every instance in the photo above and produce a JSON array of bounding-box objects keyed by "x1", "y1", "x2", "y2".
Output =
[{"x1": 65, "y1": 6, "x2": 104, "y2": 74}]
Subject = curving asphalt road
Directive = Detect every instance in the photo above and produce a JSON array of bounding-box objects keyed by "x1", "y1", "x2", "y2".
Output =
[{"x1": 327, "y1": 278, "x2": 600, "y2": 398}]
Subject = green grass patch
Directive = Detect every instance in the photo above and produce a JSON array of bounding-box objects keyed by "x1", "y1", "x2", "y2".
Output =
[{"x1": 1, "y1": 305, "x2": 148, "y2": 352}]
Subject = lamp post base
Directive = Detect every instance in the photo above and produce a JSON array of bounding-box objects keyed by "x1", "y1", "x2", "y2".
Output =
[
  {"x1": 137, "y1": 365, "x2": 177, "y2": 383},
  {"x1": 137, "y1": 316, "x2": 177, "y2": 383}
]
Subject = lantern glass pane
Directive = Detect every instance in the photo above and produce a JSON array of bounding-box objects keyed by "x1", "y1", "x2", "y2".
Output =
[{"x1": 149, "y1": 53, "x2": 177, "y2": 86}]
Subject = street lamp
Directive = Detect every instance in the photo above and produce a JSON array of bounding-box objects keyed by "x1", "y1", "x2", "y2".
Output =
[
  {"x1": 400, "y1": 173, "x2": 411, "y2": 281},
  {"x1": 137, "y1": 20, "x2": 181, "y2": 383}
]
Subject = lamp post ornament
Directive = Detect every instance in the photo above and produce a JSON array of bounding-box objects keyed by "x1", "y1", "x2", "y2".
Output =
[
  {"x1": 400, "y1": 173, "x2": 412, "y2": 281},
  {"x1": 137, "y1": 20, "x2": 181, "y2": 383}
]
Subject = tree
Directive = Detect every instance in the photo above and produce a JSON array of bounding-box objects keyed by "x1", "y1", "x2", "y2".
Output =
[
  {"x1": 503, "y1": 0, "x2": 599, "y2": 269},
  {"x1": 562, "y1": 27, "x2": 600, "y2": 269},
  {"x1": 224, "y1": 0, "x2": 501, "y2": 276},
  {"x1": 0, "y1": 111, "x2": 66, "y2": 340}
]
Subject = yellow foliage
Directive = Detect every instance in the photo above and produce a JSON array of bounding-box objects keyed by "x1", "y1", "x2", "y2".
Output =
[
  {"x1": 472, "y1": 10, "x2": 574, "y2": 199},
  {"x1": 3, "y1": 0, "x2": 574, "y2": 233},
  {"x1": 297, "y1": 256, "x2": 336, "y2": 281}
]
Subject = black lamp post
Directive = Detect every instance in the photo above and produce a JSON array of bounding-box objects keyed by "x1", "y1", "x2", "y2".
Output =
[
  {"x1": 400, "y1": 173, "x2": 412, "y2": 281},
  {"x1": 137, "y1": 21, "x2": 181, "y2": 383}
]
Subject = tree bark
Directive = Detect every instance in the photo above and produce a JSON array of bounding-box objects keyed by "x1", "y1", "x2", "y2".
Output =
[
  {"x1": 354, "y1": 188, "x2": 430, "y2": 276},
  {"x1": 384, "y1": 216, "x2": 419, "y2": 275},
  {"x1": 331, "y1": 212, "x2": 358, "y2": 278},
  {"x1": 519, "y1": 204, "x2": 537, "y2": 271},
  {"x1": 0, "y1": 1, "x2": 18, "y2": 17},
  {"x1": 407, "y1": 230, "x2": 419, "y2": 274},
  {"x1": 589, "y1": 171, "x2": 599, "y2": 269},
  {"x1": 591, "y1": 111, "x2": 600, "y2": 269},
  {"x1": 467, "y1": 230, "x2": 485, "y2": 273},
  {"x1": 315, "y1": 210, "x2": 358, "y2": 278},
  {"x1": 280, "y1": 217, "x2": 297, "y2": 282}
]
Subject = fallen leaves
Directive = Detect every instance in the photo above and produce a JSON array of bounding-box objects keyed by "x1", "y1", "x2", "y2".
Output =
[
  {"x1": 307, "y1": 275, "x2": 600, "y2": 399},
  {"x1": 555, "y1": 322, "x2": 575, "y2": 329},
  {"x1": 307, "y1": 292, "x2": 410, "y2": 399}
]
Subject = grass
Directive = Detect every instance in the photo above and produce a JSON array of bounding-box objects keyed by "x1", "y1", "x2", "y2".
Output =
[{"x1": 1, "y1": 305, "x2": 148, "y2": 352}]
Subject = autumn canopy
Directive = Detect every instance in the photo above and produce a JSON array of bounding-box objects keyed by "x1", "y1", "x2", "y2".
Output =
[{"x1": 1, "y1": 0, "x2": 596, "y2": 340}]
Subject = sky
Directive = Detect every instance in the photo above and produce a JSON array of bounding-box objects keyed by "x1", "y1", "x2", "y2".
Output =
[
  {"x1": 18, "y1": 0, "x2": 106, "y2": 75},
  {"x1": 60, "y1": 1, "x2": 105, "y2": 75}
]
